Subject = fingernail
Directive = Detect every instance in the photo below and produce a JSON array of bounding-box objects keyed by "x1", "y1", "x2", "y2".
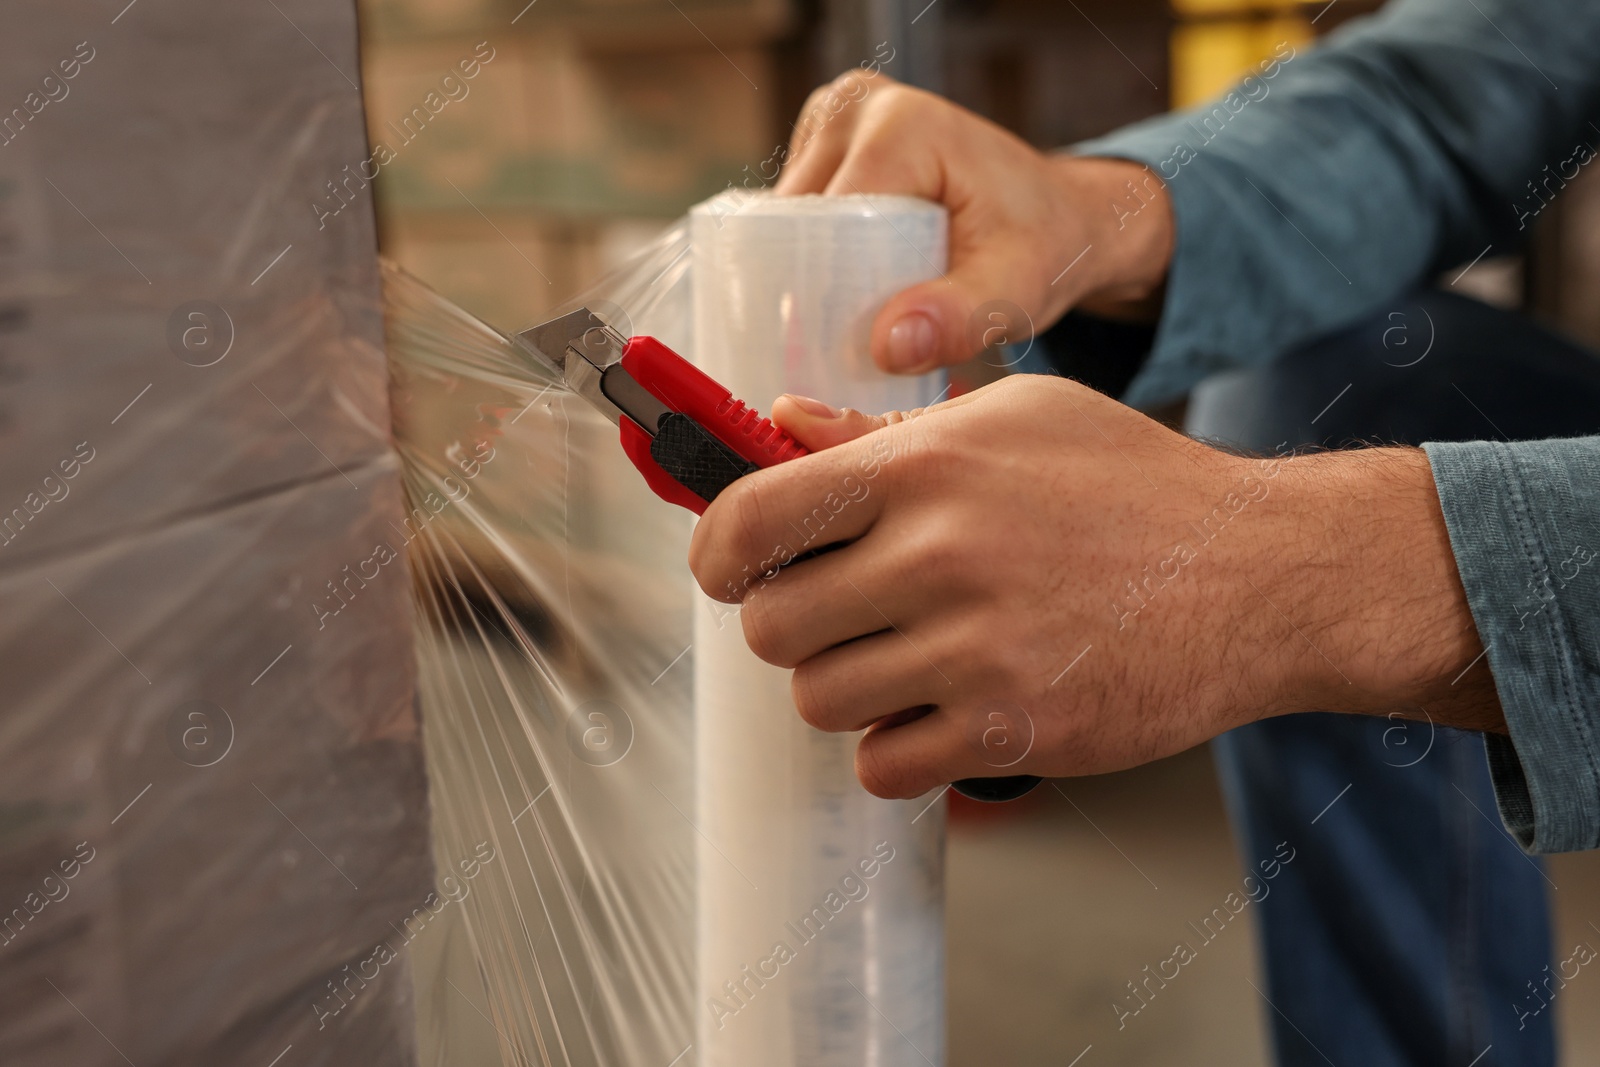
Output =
[
  {"x1": 783, "y1": 393, "x2": 841, "y2": 418},
  {"x1": 887, "y1": 313, "x2": 937, "y2": 372}
]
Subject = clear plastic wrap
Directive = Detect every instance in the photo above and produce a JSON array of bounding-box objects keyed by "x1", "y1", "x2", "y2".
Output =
[
  {"x1": 388, "y1": 192, "x2": 951, "y2": 1067},
  {"x1": 387, "y1": 232, "x2": 698, "y2": 1067}
]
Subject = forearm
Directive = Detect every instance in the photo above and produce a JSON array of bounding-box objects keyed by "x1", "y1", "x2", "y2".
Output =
[
  {"x1": 1253, "y1": 447, "x2": 1503, "y2": 733},
  {"x1": 1247, "y1": 435, "x2": 1600, "y2": 854}
]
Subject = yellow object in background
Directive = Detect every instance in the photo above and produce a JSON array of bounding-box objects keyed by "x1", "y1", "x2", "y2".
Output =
[{"x1": 1169, "y1": 0, "x2": 1314, "y2": 108}]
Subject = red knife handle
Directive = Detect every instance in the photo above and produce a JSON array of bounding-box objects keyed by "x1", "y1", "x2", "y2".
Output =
[
  {"x1": 617, "y1": 335, "x2": 809, "y2": 513},
  {"x1": 621, "y1": 337, "x2": 808, "y2": 467}
]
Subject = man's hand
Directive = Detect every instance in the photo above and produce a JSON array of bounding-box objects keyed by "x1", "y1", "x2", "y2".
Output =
[
  {"x1": 776, "y1": 72, "x2": 1174, "y2": 374},
  {"x1": 687, "y1": 379, "x2": 1500, "y2": 800}
]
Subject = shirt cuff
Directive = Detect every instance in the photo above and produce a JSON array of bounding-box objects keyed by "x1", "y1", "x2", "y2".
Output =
[{"x1": 1424, "y1": 438, "x2": 1600, "y2": 852}]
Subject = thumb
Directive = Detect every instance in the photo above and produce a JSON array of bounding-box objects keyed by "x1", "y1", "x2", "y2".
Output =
[
  {"x1": 769, "y1": 394, "x2": 892, "y2": 451},
  {"x1": 770, "y1": 390, "x2": 982, "y2": 450},
  {"x1": 869, "y1": 250, "x2": 1036, "y2": 375}
]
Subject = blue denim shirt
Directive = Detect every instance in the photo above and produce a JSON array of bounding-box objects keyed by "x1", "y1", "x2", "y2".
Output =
[{"x1": 1076, "y1": 0, "x2": 1600, "y2": 852}]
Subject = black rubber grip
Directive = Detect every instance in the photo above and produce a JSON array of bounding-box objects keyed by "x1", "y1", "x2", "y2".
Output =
[
  {"x1": 951, "y1": 775, "x2": 1042, "y2": 803},
  {"x1": 649, "y1": 412, "x2": 760, "y2": 504}
]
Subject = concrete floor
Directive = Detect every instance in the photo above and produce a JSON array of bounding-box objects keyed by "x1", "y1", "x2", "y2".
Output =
[{"x1": 946, "y1": 745, "x2": 1600, "y2": 1067}]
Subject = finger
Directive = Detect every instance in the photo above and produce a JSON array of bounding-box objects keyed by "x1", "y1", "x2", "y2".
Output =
[
  {"x1": 738, "y1": 540, "x2": 927, "y2": 668},
  {"x1": 688, "y1": 440, "x2": 891, "y2": 603},
  {"x1": 855, "y1": 705, "x2": 995, "y2": 800},
  {"x1": 774, "y1": 110, "x2": 853, "y2": 195},
  {"x1": 774, "y1": 72, "x2": 882, "y2": 195},
  {"x1": 815, "y1": 83, "x2": 940, "y2": 202},
  {"x1": 791, "y1": 630, "x2": 954, "y2": 732}
]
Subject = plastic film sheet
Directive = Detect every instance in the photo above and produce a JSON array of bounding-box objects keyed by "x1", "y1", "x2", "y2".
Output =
[{"x1": 388, "y1": 192, "x2": 949, "y2": 1067}]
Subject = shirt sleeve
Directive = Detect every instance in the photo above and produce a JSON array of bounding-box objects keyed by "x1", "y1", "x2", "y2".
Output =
[
  {"x1": 1071, "y1": 0, "x2": 1600, "y2": 410},
  {"x1": 1424, "y1": 439, "x2": 1600, "y2": 853}
]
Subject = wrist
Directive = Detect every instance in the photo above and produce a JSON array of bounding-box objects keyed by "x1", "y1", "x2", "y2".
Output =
[
  {"x1": 1047, "y1": 154, "x2": 1173, "y2": 318},
  {"x1": 1252, "y1": 448, "x2": 1503, "y2": 731}
]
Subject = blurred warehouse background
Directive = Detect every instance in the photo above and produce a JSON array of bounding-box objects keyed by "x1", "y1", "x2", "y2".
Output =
[{"x1": 352, "y1": 1, "x2": 1600, "y2": 1063}]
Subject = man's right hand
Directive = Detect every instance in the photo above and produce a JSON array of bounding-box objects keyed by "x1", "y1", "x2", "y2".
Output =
[{"x1": 776, "y1": 72, "x2": 1176, "y2": 375}]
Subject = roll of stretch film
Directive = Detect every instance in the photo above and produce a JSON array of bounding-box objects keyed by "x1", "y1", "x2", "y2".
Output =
[{"x1": 690, "y1": 192, "x2": 949, "y2": 1067}]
